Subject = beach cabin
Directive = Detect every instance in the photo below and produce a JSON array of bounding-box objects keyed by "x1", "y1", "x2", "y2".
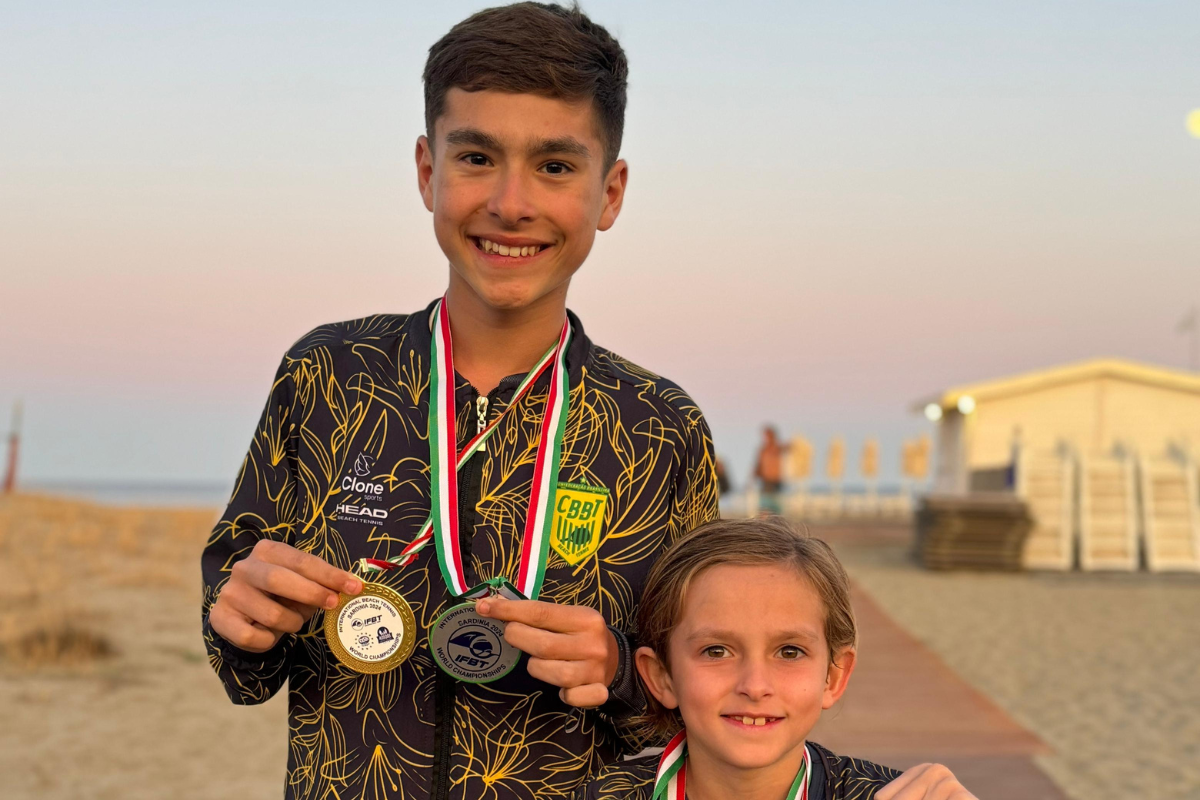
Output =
[{"x1": 917, "y1": 359, "x2": 1200, "y2": 571}]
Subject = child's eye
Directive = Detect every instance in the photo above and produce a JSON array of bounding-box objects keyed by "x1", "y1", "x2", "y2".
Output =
[
  {"x1": 778, "y1": 646, "x2": 805, "y2": 660},
  {"x1": 702, "y1": 645, "x2": 729, "y2": 659},
  {"x1": 461, "y1": 153, "x2": 491, "y2": 167},
  {"x1": 541, "y1": 161, "x2": 572, "y2": 175}
]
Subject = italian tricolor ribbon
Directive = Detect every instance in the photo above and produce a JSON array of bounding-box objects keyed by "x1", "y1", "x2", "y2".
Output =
[
  {"x1": 651, "y1": 731, "x2": 811, "y2": 800},
  {"x1": 359, "y1": 297, "x2": 571, "y2": 601}
]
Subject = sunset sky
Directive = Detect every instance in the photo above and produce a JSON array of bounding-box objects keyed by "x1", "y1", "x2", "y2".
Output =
[{"x1": 3, "y1": 1, "x2": 1199, "y2": 489}]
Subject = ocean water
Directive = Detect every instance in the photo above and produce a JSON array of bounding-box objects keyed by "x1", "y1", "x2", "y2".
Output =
[{"x1": 22, "y1": 481, "x2": 233, "y2": 509}]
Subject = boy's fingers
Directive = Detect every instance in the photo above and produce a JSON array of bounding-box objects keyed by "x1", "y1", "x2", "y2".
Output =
[
  {"x1": 877, "y1": 764, "x2": 973, "y2": 800},
  {"x1": 252, "y1": 540, "x2": 362, "y2": 595},
  {"x1": 875, "y1": 764, "x2": 924, "y2": 800},
  {"x1": 502, "y1": 622, "x2": 606, "y2": 662},
  {"x1": 277, "y1": 597, "x2": 321, "y2": 621},
  {"x1": 525, "y1": 656, "x2": 600, "y2": 688},
  {"x1": 477, "y1": 597, "x2": 598, "y2": 633},
  {"x1": 558, "y1": 684, "x2": 608, "y2": 709},
  {"x1": 209, "y1": 604, "x2": 281, "y2": 653},
  {"x1": 228, "y1": 584, "x2": 307, "y2": 634},
  {"x1": 236, "y1": 559, "x2": 341, "y2": 610}
]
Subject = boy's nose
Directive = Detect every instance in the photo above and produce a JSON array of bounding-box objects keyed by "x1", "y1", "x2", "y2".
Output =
[
  {"x1": 735, "y1": 658, "x2": 774, "y2": 700},
  {"x1": 486, "y1": 168, "x2": 537, "y2": 226}
]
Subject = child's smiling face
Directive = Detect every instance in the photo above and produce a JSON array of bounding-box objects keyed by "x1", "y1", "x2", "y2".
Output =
[
  {"x1": 638, "y1": 563, "x2": 856, "y2": 774},
  {"x1": 416, "y1": 88, "x2": 628, "y2": 315}
]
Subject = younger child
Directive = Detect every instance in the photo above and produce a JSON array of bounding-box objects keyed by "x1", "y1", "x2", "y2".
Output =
[{"x1": 576, "y1": 517, "x2": 975, "y2": 800}]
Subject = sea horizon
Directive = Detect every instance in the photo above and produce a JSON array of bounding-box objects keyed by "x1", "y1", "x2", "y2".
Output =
[{"x1": 14, "y1": 478, "x2": 920, "y2": 510}]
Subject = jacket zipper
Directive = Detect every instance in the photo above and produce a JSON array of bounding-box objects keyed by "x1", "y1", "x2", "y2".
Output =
[
  {"x1": 432, "y1": 387, "x2": 491, "y2": 800},
  {"x1": 476, "y1": 395, "x2": 488, "y2": 454}
]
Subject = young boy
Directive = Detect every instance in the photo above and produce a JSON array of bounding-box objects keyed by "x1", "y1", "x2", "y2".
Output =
[
  {"x1": 578, "y1": 517, "x2": 977, "y2": 800},
  {"x1": 202, "y1": 5, "x2": 717, "y2": 799}
]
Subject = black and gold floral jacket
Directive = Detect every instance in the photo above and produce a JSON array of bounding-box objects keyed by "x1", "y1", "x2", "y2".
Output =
[
  {"x1": 575, "y1": 741, "x2": 902, "y2": 800},
  {"x1": 201, "y1": 299, "x2": 718, "y2": 800}
]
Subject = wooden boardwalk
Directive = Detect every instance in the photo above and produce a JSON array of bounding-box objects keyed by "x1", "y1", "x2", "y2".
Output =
[{"x1": 811, "y1": 584, "x2": 1069, "y2": 799}]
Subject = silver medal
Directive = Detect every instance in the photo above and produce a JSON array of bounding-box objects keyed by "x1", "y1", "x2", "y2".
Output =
[{"x1": 428, "y1": 602, "x2": 520, "y2": 683}]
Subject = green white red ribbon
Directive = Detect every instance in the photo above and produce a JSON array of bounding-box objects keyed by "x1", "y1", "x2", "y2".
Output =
[
  {"x1": 651, "y1": 730, "x2": 811, "y2": 800},
  {"x1": 359, "y1": 297, "x2": 571, "y2": 602}
]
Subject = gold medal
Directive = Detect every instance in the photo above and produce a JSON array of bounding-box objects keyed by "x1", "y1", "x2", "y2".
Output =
[{"x1": 324, "y1": 581, "x2": 416, "y2": 674}]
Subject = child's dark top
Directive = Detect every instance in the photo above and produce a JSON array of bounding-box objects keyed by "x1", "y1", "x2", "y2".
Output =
[
  {"x1": 201, "y1": 300, "x2": 719, "y2": 800},
  {"x1": 575, "y1": 741, "x2": 903, "y2": 800}
]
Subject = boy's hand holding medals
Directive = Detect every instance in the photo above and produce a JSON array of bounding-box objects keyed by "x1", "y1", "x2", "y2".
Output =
[
  {"x1": 208, "y1": 539, "x2": 363, "y2": 654},
  {"x1": 209, "y1": 540, "x2": 617, "y2": 707},
  {"x1": 476, "y1": 595, "x2": 619, "y2": 708}
]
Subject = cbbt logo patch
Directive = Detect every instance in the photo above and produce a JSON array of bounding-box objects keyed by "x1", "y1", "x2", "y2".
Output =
[{"x1": 549, "y1": 481, "x2": 609, "y2": 565}]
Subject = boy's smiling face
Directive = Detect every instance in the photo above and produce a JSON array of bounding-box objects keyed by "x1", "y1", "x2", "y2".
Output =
[
  {"x1": 416, "y1": 88, "x2": 628, "y2": 314},
  {"x1": 637, "y1": 564, "x2": 856, "y2": 776}
]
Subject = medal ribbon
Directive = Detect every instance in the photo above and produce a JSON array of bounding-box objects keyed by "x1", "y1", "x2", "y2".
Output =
[
  {"x1": 359, "y1": 297, "x2": 571, "y2": 603},
  {"x1": 651, "y1": 730, "x2": 811, "y2": 800}
]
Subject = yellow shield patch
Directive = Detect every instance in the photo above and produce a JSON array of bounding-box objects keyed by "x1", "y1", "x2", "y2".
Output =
[{"x1": 549, "y1": 481, "x2": 609, "y2": 566}]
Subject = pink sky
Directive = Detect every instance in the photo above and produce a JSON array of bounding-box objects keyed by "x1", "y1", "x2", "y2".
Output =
[{"x1": 3, "y1": 1, "x2": 1198, "y2": 486}]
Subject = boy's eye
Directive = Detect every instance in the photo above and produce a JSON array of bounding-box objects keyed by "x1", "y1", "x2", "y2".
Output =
[
  {"x1": 541, "y1": 161, "x2": 572, "y2": 175},
  {"x1": 702, "y1": 645, "x2": 729, "y2": 659},
  {"x1": 778, "y1": 646, "x2": 805, "y2": 660},
  {"x1": 462, "y1": 153, "x2": 491, "y2": 167}
]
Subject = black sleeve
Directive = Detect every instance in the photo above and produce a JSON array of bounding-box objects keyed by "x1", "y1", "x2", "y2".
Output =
[
  {"x1": 200, "y1": 354, "x2": 301, "y2": 704},
  {"x1": 667, "y1": 406, "x2": 719, "y2": 541},
  {"x1": 600, "y1": 625, "x2": 645, "y2": 721}
]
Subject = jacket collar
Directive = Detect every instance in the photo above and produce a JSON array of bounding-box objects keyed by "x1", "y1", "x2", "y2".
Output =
[{"x1": 405, "y1": 297, "x2": 592, "y2": 390}]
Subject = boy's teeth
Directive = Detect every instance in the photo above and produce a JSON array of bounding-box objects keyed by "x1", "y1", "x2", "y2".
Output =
[
  {"x1": 479, "y1": 239, "x2": 541, "y2": 258},
  {"x1": 737, "y1": 716, "x2": 769, "y2": 726}
]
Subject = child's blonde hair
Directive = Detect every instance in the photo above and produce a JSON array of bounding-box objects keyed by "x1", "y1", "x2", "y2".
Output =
[{"x1": 633, "y1": 517, "x2": 857, "y2": 742}]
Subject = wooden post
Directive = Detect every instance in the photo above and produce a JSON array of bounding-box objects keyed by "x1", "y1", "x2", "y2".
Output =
[{"x1": 3, "y1": 400, "x2": 21, "y2": 494}]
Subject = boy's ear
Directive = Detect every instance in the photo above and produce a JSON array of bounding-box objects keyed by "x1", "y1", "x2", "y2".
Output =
[
  {"x1": 821, "y1": 647, "x2": 857, "y2": 710},
  {"x1": 634, "y1": 645, "x2": 678, "y2": 710},
  {"x1": 596, "y1": 158, "x2": 628, "y2": 232},
  {"x1": 415, "y1": 135, "x2": 435, "y2": 213}
]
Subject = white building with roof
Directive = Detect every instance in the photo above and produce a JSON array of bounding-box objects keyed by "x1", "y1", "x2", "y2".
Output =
[{"x1": 917, "y1": 358, "x2": 1200, "y2": 571}]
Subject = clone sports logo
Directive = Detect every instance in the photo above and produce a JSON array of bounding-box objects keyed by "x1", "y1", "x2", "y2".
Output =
[
  {"x1": 334, "y1": 452, "x2": 390, "y2": 526},
  {"x1": 549, "y1": 481, "x2": 609, "y2": 565}
]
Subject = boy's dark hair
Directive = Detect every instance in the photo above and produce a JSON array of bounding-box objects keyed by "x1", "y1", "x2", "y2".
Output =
[{"x1": 423, "y1": 2, "x2": 628, "y2": 169}]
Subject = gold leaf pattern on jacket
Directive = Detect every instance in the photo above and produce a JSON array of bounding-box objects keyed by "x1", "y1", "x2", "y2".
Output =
[{"x1": 202, "y1": 303, "x2": 718, "y2": 800}]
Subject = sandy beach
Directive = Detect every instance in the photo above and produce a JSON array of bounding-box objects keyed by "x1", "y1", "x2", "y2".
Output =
[
  {"x1": 0, "y1": 494, "x2": 286, "y2": 800},
  {"x1": 3, "y1": 496, "x2": 1198, "y2": 799}
]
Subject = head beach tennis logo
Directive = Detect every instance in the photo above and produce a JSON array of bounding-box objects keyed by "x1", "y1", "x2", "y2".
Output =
[
  {"x1": 549, "y1": 481, "x2": 608, "y2": 565},
  {"x1": 333, "y1": 451, "x2": 389, "y2": 526}
]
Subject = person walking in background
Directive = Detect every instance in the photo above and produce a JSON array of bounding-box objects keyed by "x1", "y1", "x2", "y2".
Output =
[{"x1": 754, "y1": 424, "x2": 789, "y2": 515}]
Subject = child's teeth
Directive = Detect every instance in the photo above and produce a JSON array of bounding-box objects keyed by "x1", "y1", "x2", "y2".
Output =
[
  {"x1": 754, "y1": 717, "x2": 766, "y2": 726},
  {"x1": 479, "y1": 238, "x2": 543, "y2": 257}
]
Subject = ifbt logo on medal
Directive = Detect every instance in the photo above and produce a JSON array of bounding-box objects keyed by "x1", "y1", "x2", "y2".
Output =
[{"x1": 448, "y1": 627, "x2": 503, "y2": 670}]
